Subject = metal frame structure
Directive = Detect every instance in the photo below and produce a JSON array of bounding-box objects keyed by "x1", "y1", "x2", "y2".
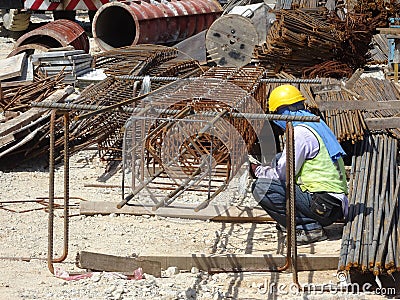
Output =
[
  {"x1": 32, "y1": 71, "x2": 321, "y2": 285},
  {"x1": 39, "y1": 99, "x2": 318, "y2": 288}
]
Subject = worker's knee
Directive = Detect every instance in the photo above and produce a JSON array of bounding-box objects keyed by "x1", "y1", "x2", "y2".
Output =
[{"x1": 252, "y1": 178, "x2": 285, "y2": 209}]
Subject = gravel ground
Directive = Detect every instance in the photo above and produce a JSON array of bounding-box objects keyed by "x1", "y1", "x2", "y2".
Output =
[
  {"x1": 0, "y1": 159, "x2": 388, "y2": 300},
  {"x1": 0, "y1": 15, "x2": 393, "y2": 300}
]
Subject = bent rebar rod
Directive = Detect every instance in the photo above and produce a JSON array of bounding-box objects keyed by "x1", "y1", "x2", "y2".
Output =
[{"x1": 48, "y1": 111, "x2": 71, "y2": 274}]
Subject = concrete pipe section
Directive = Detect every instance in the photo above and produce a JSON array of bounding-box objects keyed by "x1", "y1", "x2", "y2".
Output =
[
  {"x1": 9, "y1": 19, "x2": 89, "y2": 57},
  {"x1": 92, "y1": 0, "x2": 223, "y2": 51}
]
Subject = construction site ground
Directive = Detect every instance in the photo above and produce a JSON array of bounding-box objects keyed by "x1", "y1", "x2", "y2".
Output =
[{"x1": 0, "y1": 31, "x2": 392, "y2": 299}]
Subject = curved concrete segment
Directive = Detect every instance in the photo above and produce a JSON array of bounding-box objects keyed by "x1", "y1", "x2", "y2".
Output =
[{"x1": 9, "y1": 19, "x2": 89, "y2": 58}]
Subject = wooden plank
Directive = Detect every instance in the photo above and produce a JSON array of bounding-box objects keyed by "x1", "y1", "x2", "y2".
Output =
[
  {"x1": 364, "y1": 117, "x2": 400, "y2": 129},
  {"x1": 77, "y1": 252, "x2": 339, "y2": 273},
  {"x1": 316, "y1": 100, "x2": 400, "y2": 111},
  {"x1": 0, "y1": 133, "x2": 15, "y2": 148},
  {"x1": 0, "y1": 81, "x2": 33, "y2": 88},
  {"x1": 77, "y1": 251, "x2": 161, "y2": 277},
  {"x1": 0, "y1": 113, "x2": 48, "y2": 148},
  {"x1": 79, "y1": 201, "x2": 273, "y2": 222},
  {"x1": 377, "y1": 27, "x2": 400, "y2": 34},
  {"x1": 0, "y1": 126, "x2": 43, "y2": 158},
  {"x1": 144, "y1": 254, "x2": 339, "y2": 272},
  {"x1": 0, "y1": 108, "x2": 47, "y2": 138},
  {"x1": 0, "y1": 53, "x2": 26, "y2": 81}
]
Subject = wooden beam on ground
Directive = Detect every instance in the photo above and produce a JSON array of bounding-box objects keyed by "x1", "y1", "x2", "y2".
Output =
[
  {"x1": 76, "y1": 251, "x2": 161, "y2": 277},
  {"x1": 141, "y1": 254, "x2": 339, "y2": 272},
  {"x1": 315, "y1": 100, "x2": 400, "y2": 111},
  {"x1": 79, "y1": 201, "x2": 273, "y2": 222},
  {"x1": 364, "y1": 117, "x2": 400, "y2": 129},
  {"x1": 76, "y1": 251, "x2": 339, "y2": 274}
]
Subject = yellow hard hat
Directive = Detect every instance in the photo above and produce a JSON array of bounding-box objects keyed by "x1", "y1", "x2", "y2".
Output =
[{"x1": 268, "y1": 84, "x2": 305, "y2": 112}]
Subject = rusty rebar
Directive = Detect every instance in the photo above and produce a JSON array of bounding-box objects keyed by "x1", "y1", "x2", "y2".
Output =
[
  {"x1": 48, "y1": 110, "x2": 56, "y2": 274},
  {"x1": 339, "y1": 133, "x2": 399, "y2": 275},
  {"x1": 52, "y1": 112, "x2": 70, "y2": 263}
]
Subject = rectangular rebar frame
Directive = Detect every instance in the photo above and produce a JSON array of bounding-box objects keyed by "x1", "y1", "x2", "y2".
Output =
[{"x1": 41, "y1": 100, "x2": 318, "y2": 286}]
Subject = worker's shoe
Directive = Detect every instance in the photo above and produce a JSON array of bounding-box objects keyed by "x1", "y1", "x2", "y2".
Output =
[{"x1": 296, "y1": 228, "x2": 327, "y2": 245}]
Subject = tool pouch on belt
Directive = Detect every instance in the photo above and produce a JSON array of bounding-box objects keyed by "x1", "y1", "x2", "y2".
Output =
[{"x1": 310, "y1": 192, "x2": 343, "y2": 219}]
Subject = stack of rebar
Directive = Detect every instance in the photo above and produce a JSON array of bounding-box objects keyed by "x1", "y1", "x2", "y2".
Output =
[
  {"x1": 310, "y1": 77, "x2": 367, "y2": 143},
  {"x1": 0, "y1": 73, "x2": 65, "y2": 112},
  {"x1": 77, "y1": 48, "x2": 204, "y2": 162},
  {"x1": 339, "y1": 133, "x2": 400, "y2": 275},
  {"x1": 92, "y1": 45, "x2": 179, "y2": 76},
  {"x1": 302, "y1": 61, "x2": 354, "y2": 78},
  {"x1": 0, "y1": 45, "x2": 203, "y2": 166},
  {"x1": 353, "y1": 0, "x2": 399, "y2": 18},
  {"x1": 253, "y1": 9, "x2": 344, "y2": 77},
  {"x1": 59, "y1": 46, "x2": 203, "y2": 162},
  {"x1": 252, "y1": 0, "x2": 400, "y2": 78},
  {"x1": 310, "y1": 76, "x2": 400, "y2": 144}
]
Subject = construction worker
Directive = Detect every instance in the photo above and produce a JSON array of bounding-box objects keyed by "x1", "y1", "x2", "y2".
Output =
[{"x1": 250, "y1": 84, "x2": 348, "y2": 245}]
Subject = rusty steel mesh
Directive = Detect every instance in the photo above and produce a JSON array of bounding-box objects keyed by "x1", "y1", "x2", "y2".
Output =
[{"x1": 122, "y1": 67, "x2": 276, "y2": 214}]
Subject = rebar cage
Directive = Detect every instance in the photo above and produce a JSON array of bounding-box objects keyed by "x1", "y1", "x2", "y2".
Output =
[{"x1": 122, "y1": 75, "x2": 276, "y2": 218}]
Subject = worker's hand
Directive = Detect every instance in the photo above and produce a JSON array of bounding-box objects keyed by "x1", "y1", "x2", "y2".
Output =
[
  {"x1": 248, "y1": 155, "x2": 261, "y2": 178},
  {"x1": 248, "y1": 154, "x2": 261, "y2": 165},
  {"x1": 250, "y1": 163, "x2": 259, "y2": 174}
]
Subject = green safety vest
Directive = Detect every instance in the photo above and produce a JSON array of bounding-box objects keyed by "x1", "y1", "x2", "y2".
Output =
[{"x1": 295, "y1": 125, "x2": 348, "y2": 194}]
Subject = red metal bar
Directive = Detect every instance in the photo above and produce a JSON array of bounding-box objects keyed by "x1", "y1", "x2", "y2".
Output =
[{"x1": 92, "y1": 0, "x2": 222, "y2": 51}]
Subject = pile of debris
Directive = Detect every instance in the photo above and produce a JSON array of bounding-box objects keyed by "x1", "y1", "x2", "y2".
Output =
[{"x1": 0, "y1": 44, "x2": 204, "y2": 166}]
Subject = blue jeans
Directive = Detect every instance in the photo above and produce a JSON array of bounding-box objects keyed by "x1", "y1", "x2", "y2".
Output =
[{"x1": 252, "y1": 178, "x2": 336, "y2": 231}]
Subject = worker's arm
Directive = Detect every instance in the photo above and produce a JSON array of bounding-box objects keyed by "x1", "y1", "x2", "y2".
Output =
[{"x1": 253, "y1": 126, "x2": 319, "y2": 180}]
